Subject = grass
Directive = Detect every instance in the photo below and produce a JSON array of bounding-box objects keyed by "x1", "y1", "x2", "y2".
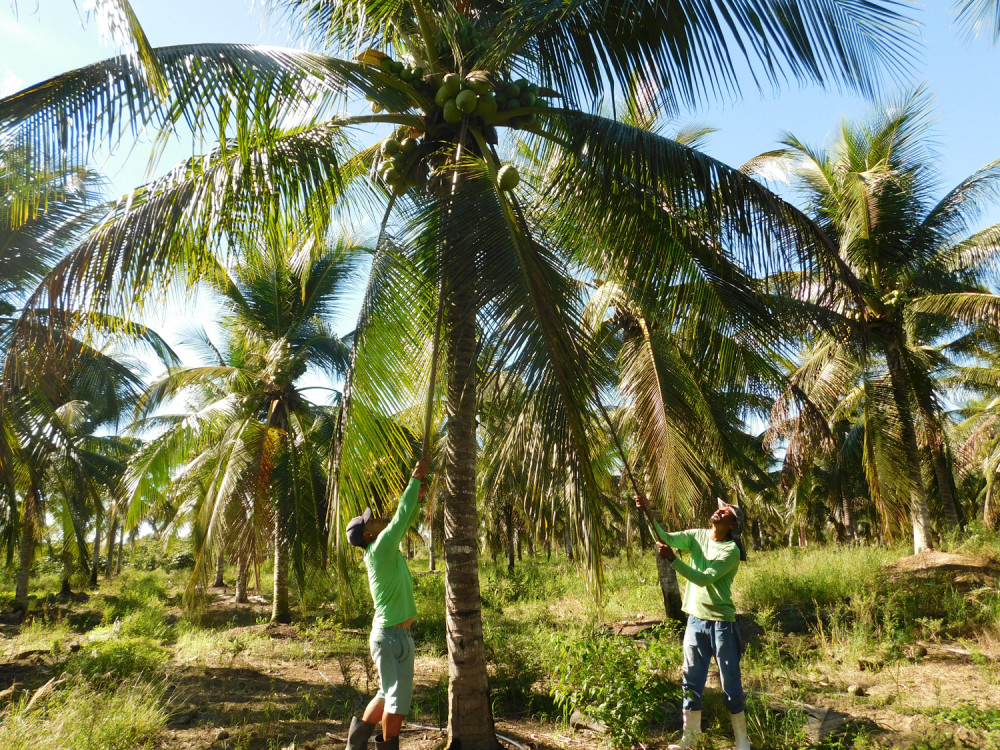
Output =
[
  {"x1": 734, "y1": 544, "x2": 904, "y2": 612},
  {"x1": 2, "y1": 532, "x2": 999, "y2": 749},
  {"x1": 0, "y1": 679, "x2": 167, "y2": 750}
]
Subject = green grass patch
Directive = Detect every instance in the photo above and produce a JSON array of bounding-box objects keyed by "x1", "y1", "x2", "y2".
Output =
[
  {"x1": 734, "y1": 545, "x2": 903, "y2": 611},
  {"x1": 0, "y1": 678, "x2": 166, "y2": 750},
  {"x1": 924, "y1": 702, "x2": 1000, "y2": 731},
  {"x1": 63, "y1": 636, "x2": 169, "y2": 684}
]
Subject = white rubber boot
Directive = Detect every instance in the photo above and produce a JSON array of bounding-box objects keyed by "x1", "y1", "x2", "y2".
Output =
[
  {"x1": 730, "y1": 711, "x2": 751, "y2": 750},
  {"x1": 668, "y1": 709, "x2": 702, "y2": 750}
]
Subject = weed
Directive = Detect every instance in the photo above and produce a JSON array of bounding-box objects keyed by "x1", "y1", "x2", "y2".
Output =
[
  {"x1": 550, "y1": 623, "x2": 683, "y2": 748},
  {"x1": 924, "y1": 702, "x2": 1000, "y2": 731}
]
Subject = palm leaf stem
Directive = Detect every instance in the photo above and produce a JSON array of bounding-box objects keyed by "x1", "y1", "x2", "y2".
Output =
[{"x1": 326, "y1": 192, "x2": 398, "y2": 541}]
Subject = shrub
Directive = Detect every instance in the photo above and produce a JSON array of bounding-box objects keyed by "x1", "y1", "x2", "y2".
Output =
[
  {"x1": 550, "y1": 624, "x2": 683, "y2": 748},
  {"x1": 100, "y1": 571, "x2": 170, "y2": 625}
]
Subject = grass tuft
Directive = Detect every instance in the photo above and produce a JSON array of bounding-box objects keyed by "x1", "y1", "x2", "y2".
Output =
[{"x1": 0, "y1": 678, "x2": 166, "y2": 750}]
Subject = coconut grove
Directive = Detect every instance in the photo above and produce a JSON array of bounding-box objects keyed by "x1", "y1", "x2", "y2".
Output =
[{"x1": 2, "y1": 2, "x2": 1000, "y2": 749}]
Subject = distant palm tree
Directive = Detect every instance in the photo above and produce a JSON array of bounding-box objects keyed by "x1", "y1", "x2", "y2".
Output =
[
  {"x1": 759, "y1": 90, "x2": 1000, "y2": 552},
  {"x1": 1, "y1": 2, "x2": 919, "y2": 742},
  {"x1": 126, "y1": 230, "x2": 352, "y2": 622},
  {"x1": 1, "y1": 141, "x2": 174, "y2": 606}
]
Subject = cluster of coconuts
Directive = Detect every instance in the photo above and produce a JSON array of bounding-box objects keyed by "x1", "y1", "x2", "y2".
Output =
[
  {"x1": 375, "y1": 134, "x2": 421, "y2": 192},
  {"x1": 363, "y1": 49, "x2": 543, "y2": 192},
  {"x1": 433, "y1": 72, "x2": 548, "y2": 129},
  {"x1": 455, "y1": 13, "x2": 488, "y2": 60}
]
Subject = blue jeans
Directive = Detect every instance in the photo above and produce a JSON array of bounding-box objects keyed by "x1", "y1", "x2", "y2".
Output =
[{"x1": 681, "y1": 614, "x2": 745, "y2": 714}]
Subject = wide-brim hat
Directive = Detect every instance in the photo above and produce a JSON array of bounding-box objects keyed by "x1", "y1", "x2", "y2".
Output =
[{"x1": 346, "y1": 508, "x2": 373, "y2": 547}]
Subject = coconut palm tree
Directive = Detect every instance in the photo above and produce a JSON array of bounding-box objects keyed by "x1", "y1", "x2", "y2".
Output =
[
  {"x1": 125, "y1": 228, "x2": 352, "y2": 622},
  {"x1": 0, "y1": 1, "x2": 920, "y2": 742},
  {"x1": 1, "y1": 139, "x2": 176, "y2": 605},
  {"x1": 758, "y1": 89, "x2": 1000, "y2": 552}
]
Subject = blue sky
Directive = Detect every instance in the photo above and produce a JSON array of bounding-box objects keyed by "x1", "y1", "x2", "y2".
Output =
[
  {"x1": 4, "y1": 2, "x2": 999, "y2": 196},
  {"x1": 3, "y1": 1, "x2": 1000, "y2": 390}
]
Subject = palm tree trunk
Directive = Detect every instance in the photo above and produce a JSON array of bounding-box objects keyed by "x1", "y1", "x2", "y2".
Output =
[
  {"x1": 271, "y1": 515, "x2": 290, "y2": 623},
  {"x1": 214, "y1": 547, "x2": 226, "y2": 588},
  {"x1": 442, "y1": 281, "x2": 499, "y2": 749},
  {"x1": 90, "y1": 507, "x2": 102, "y2": 588},
  {"x1": 504, "y1": 500, "x2": 515, "y2": 574},
  {"x1": 428, "y1": 516, "x2": 436, "y2": 572},
  {"x1": 61, "y1": 538, "x2": 74, "y2": 596},
  {"x1": 885, "y1": 337, "x2": 932, "y2": 553},
  {"x1": 116, "y1": 522, "x2": 124, "y2": 574},
  {"x1": 654, "y1": 550, "x2": 684, "y2": 622},
  {"x1": 918, "y1": 405, "x2": 961, "y2": 529},
  {"x1": 841, "y1": 492, "x2": 856, "y2": 542},
  {"x1": 104, "y1": 510, "x2": 117, "y2": 579},
  {"x1": 235, "y1": 548, "x2": 249, "y2": 603},
  {"x1": 752, "y1": 518, "x2": 763, "y2": 550},
  {"x1": 14, "y1": 488, "x2": 39, "y2": 609}
]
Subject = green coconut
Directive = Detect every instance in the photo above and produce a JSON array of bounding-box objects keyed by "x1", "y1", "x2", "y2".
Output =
[
  {"x1": 456, "y1": 89, "x2": 478, "y2": 113},
  {"x1": 383, "y1": 166, "x2": 399, "y2": 183},
  {"x1": 442, "y1": 74, "x2": 462, "y2": 96},
  {"x1": 474, "y1": 93, "x2": 498, "y2": 119},
  {"x1": 498, "y1": 165, "x2": 520, "y2": 191},
  {"x1": 381, "y1": 139, "x2": 400, "y2": 156},
  {"x1": 442, "y1": 100, "x2": 463, "y2": 123},
  {"x1": 399, "y1": 137, "x2": 419, "y2": 154},
  {"x1": 435, "y1": 86, "x2": 451, "y2": 107}
]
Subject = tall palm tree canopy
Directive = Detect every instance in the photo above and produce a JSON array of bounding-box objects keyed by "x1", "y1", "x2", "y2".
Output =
[
  {"x1": 761, "y1": 90, "x2": 1000, "y2": 551},
  {"x1": 125, "y1": 232, "x2": 353, "y2": 620}
]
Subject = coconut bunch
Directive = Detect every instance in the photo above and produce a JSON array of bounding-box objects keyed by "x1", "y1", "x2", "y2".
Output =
[
  {"x1": 374, "y1": 132, "x2": 423, "y2": 193},
  {"x1": 359, "y1": 38, "x2": 552, "y2": 194}
]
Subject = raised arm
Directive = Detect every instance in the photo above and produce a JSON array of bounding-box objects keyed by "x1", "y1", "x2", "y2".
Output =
[
  {"x1": 371, "y1": 459, "x2": 428, "y2": 555},
  {"x1": 671, "y1": 548, "x2": 739, "y2": 586},
  {"x1": 652, "y1": 520, "x2": 695, "y2": 551}
]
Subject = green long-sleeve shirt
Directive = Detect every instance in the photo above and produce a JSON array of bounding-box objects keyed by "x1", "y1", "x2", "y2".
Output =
[
  {"x1": 654, "y1": 522, "x2": 740, "y2": 622},
  {"x1": 365, "y1": 478, "x2": 421, "y2": 629}
]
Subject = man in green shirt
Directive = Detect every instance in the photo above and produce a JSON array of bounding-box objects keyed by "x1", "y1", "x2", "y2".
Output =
[
  {"x1": 344, "y1": 458, "x2": 428, "y2": 750},
  {"x1": 637, "y1": 495, "x2": 750, "y2": 750}
]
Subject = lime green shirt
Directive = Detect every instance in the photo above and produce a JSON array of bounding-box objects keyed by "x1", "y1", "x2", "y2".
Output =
[
  {"x1": 364, "y1": 478, "x2": 421, "y2": 629},
  {"x1": 654, "y1": 523, "x2": 740, "y2": 622}
]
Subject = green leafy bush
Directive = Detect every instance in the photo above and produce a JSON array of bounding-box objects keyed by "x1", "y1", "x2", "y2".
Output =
[
  {"x1": 100, "y1": 571, "x2": 170, "y2": 625},
  {"x1": 550, "y1": 624, "x2": 682, "y2": 748},
  {"x1": 925, "y1": 702, "x2": 1000, "y2": 731},
  {"x1": 119, "y1": 601, "x2": 174, "y2": 643}
]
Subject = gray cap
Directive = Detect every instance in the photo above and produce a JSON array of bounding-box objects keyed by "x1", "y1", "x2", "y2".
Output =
[{"x1": 345, "y1": 508, "x2": 373, "y2": 547}]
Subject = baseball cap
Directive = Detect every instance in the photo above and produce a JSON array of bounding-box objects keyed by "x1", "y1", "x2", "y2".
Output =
[{"x1": 346, "y1": 508, "x2": 373, "y2": 547}]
